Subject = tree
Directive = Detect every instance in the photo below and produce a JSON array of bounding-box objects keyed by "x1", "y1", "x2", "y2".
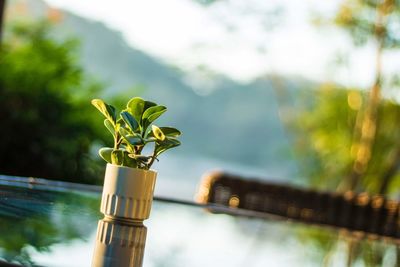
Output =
[
  {"x1": 0, "y1": 20, "x2": 107, "y2": 183},
  {"x1": 290, "y1": 86, "x2": 400, "y2": 195},
  {"x1": 334, "y1": 0, "x2": 400, "y2": 192},
  {"x1": 286, "y1": 1, "x2": 400, "y2": 266},
  {"x1": 289, "y1": 0, "x2": 400, "y2": 196}
]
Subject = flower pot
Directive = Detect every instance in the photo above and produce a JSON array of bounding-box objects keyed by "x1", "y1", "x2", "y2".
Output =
[
  {"x1": 100, "y1": 164, "x2": 157, "y2": 221},
  {"x1": 91, "y1": 219, "x2": 147, "y2": 267}
]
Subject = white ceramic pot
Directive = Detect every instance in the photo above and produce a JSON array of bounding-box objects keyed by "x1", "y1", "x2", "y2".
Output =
[
  {"x1": 91, "y1": 219, "x2": 147, "y2": 267},
  {"x1": 100, "y1": 164, "x2": 157, "y2": 221}
]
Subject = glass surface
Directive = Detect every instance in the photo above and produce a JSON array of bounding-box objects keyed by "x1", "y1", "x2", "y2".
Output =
[{"x1": 0, "y1": 179, "x2": 397, "y2": 267}]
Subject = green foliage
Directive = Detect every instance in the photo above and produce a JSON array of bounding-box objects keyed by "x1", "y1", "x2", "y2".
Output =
[
  {"x1": 289, "y1": 86, "x2": 400, "y2": 195},
  {"x1": 334, "y1": 0, "x2": 400, "y2": 47},
  {"x1": 0, "y1": 20, "x2": 107, "y2": 183},
  {"x1": 92, "y1": 97, "x2": 181, "y2": 169},
  {"x1": 301, "y1": 0, "x2": 400, "y2": 195},
  {"x1": 292, "y1": 2, "x2": 400, "y2": 265}
]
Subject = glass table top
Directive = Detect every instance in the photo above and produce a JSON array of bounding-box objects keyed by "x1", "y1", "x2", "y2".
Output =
[{"x1": 0, "y1": 176, "x2": 398, "y2": 267}]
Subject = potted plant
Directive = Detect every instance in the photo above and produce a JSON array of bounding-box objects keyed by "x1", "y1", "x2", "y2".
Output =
[{"x1": 92, "y1": 97, "x2": 181, "y2": 222}]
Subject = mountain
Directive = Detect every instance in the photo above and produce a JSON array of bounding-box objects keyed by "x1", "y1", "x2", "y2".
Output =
[{"x1": 7, "y1": 0, "x2": 314, "y2": 178}]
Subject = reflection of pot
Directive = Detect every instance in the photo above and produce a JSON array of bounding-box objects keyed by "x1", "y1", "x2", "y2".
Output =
[
  {"x1": 100, "y1": 164, "x2": 157, "y2": 221},
  {"x1": 91, "y1": 219, "x2": 147, "y2": 267}
]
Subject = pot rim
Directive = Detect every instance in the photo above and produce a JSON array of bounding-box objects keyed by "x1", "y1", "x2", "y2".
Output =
[{"x1": 106, "y1": 163, "x2": 157, "y2": 174}]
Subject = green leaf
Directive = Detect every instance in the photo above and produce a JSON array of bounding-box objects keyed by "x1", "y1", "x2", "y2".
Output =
[
  {"x1": 125, "y1": 135, "x2": 143, "y2": 146},
  {"x1": 142, "y1": 105, "x2": 167, "y2": 122},
  {"x1": 160, "y1": 127, "x2": 181, "y2": 137},
  {"x1": 119, "y1": 127, "x2": 143, "y2": 146},
  {"x1": 155, "y1": 138, "x2": 181, "y2": 157},
  {"x1": 118, "y1": 126, "x2": 130, "y2": 137},
  {"x1": 166, "y1": 138, "x2": 181, "y2": 146},
  {"x1": 121, "y1": 111, "x2": 139, "y2": 132},
  {"x1": 95, "y1": 98, "x2": 180, "y2": 167},
  {"x1": 124, "y1": 144, "x2": 134, "y2": 153},
  {"x1": 107, "y1": 105, "x2": 116, "y2": 122},
  {"x1": 142, "y1": 105, "x2": 167, "y2": 130},
  {"x1": 111, "y1": 149, "x2": 124, "y2": 165},
  {"x1": 99, "y1": 147, "x2": 113, "y2": 163},
  {"x1": 147, "y1": 127, "x2": 181, "y2": 138},
  {"x1": 144, "y1": 100, "x2": 157, "y2": 111},
  {"x1": 91, "y1": 99, "x2": 116, "y2": 124},
  {"x1": 144, "y1": 137, "x2": 157, "y2": 143},
  {"x1": 104, "y1": 119, "x2": 115, "y2": 137},
  {"x1": 126, "y1": 97, "x2": 145, "y2": 123},
  {"x1": 151, "y1": 125, "x2": 165, "y2": 141},
  {"x1": 122, "y1": 151, "x2": 138, "y2": 168},
  {"x1": 91, "y1": 99, "x2": 107, "y2": 114},
  {"x1": 116, "y1": 118, "x2": 124, "y2": 125},
  {"x1": 128, "y1": 154, "x2": 151, "y2": 161}
]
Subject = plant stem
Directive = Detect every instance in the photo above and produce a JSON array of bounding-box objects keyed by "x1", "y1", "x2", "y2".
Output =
[
  {"x1": 113, "y1": 135, "x2": 118, "y2": 150},
  {"x1": 147, "y1": 145, "x2": 157, "y2": 169}
]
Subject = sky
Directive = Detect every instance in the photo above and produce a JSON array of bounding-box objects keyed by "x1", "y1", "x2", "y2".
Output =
[{"x1": 43, "y1": 0, "x2": 399, "y2": 88}]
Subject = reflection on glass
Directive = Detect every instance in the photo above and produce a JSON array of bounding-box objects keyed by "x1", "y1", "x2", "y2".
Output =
[
  {"x1": 0, "y1": 185, "x2": 99, "y2": 266},
  {"x1": 91, "y1": 219, "x2": 146, "y2": 267}
]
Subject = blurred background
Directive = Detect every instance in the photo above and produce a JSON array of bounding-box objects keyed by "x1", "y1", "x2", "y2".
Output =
[
  {"x1": 2, "y1": 0, "x2": 400, "y2": 265},
  {"x1": 2, "y1": 0, "x2": 400, "y2": 199}
]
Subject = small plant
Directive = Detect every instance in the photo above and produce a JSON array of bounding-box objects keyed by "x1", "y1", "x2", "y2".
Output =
[{"x1": 91, "y1": 97, "x2": 181, "y2": 170}]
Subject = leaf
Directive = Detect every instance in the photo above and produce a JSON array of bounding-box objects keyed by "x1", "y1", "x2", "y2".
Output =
[
  {"x1": 121, "y1": 111, "x2": 139, "y2": 132},
  {"x1": 91, "y1": 99, "x2": 107, "y2": 114},
  {"x1": 166, "y1": 138, "x2": 181, "y2": 146},
  {"x1": 128, "y1": 154, "x2": 151, "y2": 168},
  {"x1": 107, "y1": 105, "x2": 117, "y2": 123},
  {"x1": 151, "y1": 125, "x2": 165, "y2": 141},
  {"x1": 136, "y1": 157, "x2": 151, "y2": 165},
  {"x1": 99, "y1": 147, "x2": 113, "y2": 163},
  {"x1": 119, "y1": 127, "x2": 143, "y2": 146},
  {"x1": 118, "y1": 126, "x2": 130, "y2": 137},
  {"x1": 125, "y1": 135, "x2": 143, "y2": 146},
  {"x1": 147, "y1": 127, "x2": 181, "y2": 138},
  {"x1": 91, "y1": 99, "x2": 116, "y2": 124},
  {"x1": 142, "y1": 105, "x2": 167, "y2": 122},
  {"x1": 154, "y1": 146, "x2": 170, "y2": 157},
  {"x1": 123, "y1": 158, "x2": 138, "y2": 168},
  {"x1": 122, "y1": 151, "x2": 138, "y2": 168},
  {"x1": 104, "y1": 119, "x2": 115, "y2": 137},
  {"x1": 111, "y1": 149, "x2": 124, "y2": 165},
  {"x1": 155, "y1": 138, "x2": 181, "y2": 157},
  {"x1": 128, "y1": 154, "x2": 151, "y2": 161},
  {"x1": 142, "y1": 105, "x2": 167, "y2": 130},
  {"x1": 125, "y1": 144, "x2": 134, "y2": 153},
  {"x1": 116, "y1": 118, "x2": 124, "y2": 124},
  {"x1": 144, "y1": 100, "x2": 157, "y2": 111},
  {"x1": 160, "y1": 127, "x2": 181, "y2": 137},
  {"x1": 126, "y1": 97, "x2": 145, "y2": 123},
  {"x1": 144, "y1": 137, "x2": 157, "y2": 143}
]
